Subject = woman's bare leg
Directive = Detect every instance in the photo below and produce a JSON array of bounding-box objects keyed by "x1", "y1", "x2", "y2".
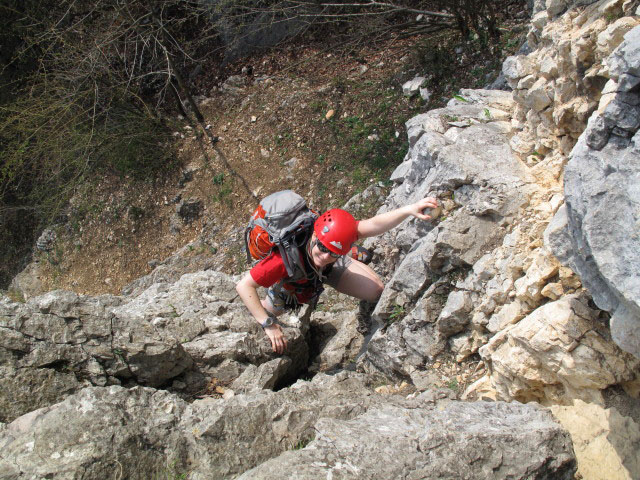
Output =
[{"x1": 333, "y1": 259, "x2": 384, "y2": 302}]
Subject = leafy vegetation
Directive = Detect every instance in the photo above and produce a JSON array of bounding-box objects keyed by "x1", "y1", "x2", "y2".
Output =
[
  {"x1": 152, "y1": 460, "x2": 189, "y2": 480},
  {"x1": 290, "y1": 437, "x2": 313, "y2": 450},
  {"x1": 447, "y1": 377, "x2": 459, "y2": 392},
  {"x1": 388, "y1": 303, "x2": 407, "y2": 323}
]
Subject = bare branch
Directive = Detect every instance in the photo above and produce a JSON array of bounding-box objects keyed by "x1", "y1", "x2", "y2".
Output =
[{"x1": 313, "y1": 1, "x2": 455, "y2": 18}]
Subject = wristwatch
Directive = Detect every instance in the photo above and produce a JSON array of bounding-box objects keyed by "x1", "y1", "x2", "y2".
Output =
[{"x1": 260, "y1": 314, "x2": 277, "y2": 329}]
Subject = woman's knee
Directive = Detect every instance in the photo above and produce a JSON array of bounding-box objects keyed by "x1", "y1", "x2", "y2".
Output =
[
  {"x1": 366, "y1": 280, "x2": 384, "y2": 302},
  {"x1": 357, "y1": 276, "x2": 383, "y2": 302}
]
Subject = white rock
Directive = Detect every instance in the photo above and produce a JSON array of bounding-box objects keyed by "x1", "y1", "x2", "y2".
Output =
[
  {"x1": 539, "y1": 279, "x2": 562, "y2": 298},
  {"x1": 515, "y1": 250, "x2": 559, "y2": 303},
  {"x1": 402, "y1": 77, "x2": 426, "y2": 96},
  {"x1": 549, "y1": 193, "x2": 564, "y2": 213},
  {"x1": 517, "y1": 75, "x2": 536, "y2": 90},
  {"x1": 546, "y1": 0, "x2": 569, "y2": 18},
  {"x1": 525, "y1": 78, "x2": 553, "y2": 112},
  {"x1": 487, "y1": 300, "x2": 527, "y2": 333},
  {"x1": 480, "y1": 295, "x2": 640, "y2": 404},
  {"x1": 509, "y1": 132, "x2": 536, "y2": 155},
  {"x1": 419, "y1": 87, "x2": 431, "y2": 101},
  {"x1": 532, "y1": 11, "x2": 548, "y2": 30},
  {"x1": 539, "y1": 54, "x2": 558, "y2": 79},
  {"x1": 597, "y1": 17, "x2": 640, "y2": 54},
  {"x1": 502, "y1": 56, "x2": 533, "y2": 85}
]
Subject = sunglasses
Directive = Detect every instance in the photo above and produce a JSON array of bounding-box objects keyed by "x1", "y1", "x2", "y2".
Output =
[{"x1": 315, "y1": 240, "x2": 342, "y2": 259}]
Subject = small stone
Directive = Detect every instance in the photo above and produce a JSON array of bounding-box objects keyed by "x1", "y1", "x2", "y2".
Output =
[
  {"x1": 36, "y1": 229, "x2": 57, "y2": 252},
  {"x1": 285, "y1": 158, "x2": 299, "y2": 168},
  {"x1": 424, "y1": 206, "x2": 442, "y2": 220},
  {"x1": 559, "y1": 266, "x2": 582, "y2": 289},
  {"x1": 541, "y1": 282, "x2": 564, "y2": 300},
  {"x1": 402, "y1": 77, "x2": 426, "y2": 97},
  {"x1": 374, "y1": 385, "x2": 393, "y2": 394}
]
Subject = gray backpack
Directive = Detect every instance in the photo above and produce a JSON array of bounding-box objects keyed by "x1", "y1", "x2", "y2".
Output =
[{"x1": 244, "y1": 190, "x2": 318, "y2": 279}]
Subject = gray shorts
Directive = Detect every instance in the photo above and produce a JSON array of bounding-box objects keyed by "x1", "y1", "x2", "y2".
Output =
[{"x1": 266, "y1": 255, "x2": 353, "y2": 315}]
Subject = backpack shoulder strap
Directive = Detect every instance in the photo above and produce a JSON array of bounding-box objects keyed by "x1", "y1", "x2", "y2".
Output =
[{"x1": 279, "y1": 219, "x2": 315, "y2": 279}]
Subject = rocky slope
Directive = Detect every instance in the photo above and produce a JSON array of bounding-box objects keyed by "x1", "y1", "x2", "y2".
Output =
[{"x1": 2, "y1": 1, "x2": 640, "y2": 479}]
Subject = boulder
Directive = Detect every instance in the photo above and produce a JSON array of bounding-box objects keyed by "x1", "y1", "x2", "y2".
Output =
[
  {"x1": 479, "y1": 294, "x2": 640, "y2": 404},
  {"x1": 238, "y1": 399, "x2": 576, "y2": 480},
  {"x1": 402, "y1": 77, "x2": 426, "y2": 96}
]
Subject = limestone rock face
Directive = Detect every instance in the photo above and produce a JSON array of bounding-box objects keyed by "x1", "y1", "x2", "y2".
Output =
[
  {"x1": 506, "y1": 0, "x2": 639, "y2": 163},
  {"x1": 0, "y1": 291, "x2": 122, "y2": 422},
  {"x1": 359, "y1": 1, "x2": 640, "y2": 419},
  {"x1": 0, "y1": 373, "x2": 576, "y2": 480},
  {"x1": 357, "y1": 89, "x2": 536, "y2": 377},
  {"x1": 0, "y1": 271, "x2": 308, "y2": 422},
  {"x1": 548, "y1": 26, "x2": 640, "y2": 358}
]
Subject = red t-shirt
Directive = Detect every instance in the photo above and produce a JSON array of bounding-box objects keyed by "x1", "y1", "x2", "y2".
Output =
[
  {"x1": 250, "y1": 250, "x2": 321, "y2": 304},
  {"x1": 250, "y1": 251, "x2": 289, "y2": 288}
]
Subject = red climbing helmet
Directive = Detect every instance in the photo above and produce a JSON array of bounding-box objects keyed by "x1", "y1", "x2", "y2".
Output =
[{"x1": 313, "y1": 209, "x2": 358, "y2": 256}]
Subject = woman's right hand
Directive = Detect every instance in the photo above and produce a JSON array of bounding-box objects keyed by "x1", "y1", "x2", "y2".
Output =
[{"x1": 264, "y1": 324, "x2": 288, "y2": 354}]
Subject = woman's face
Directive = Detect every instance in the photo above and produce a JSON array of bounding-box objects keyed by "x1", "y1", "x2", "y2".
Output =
[{"x1": 309, "y1": 234, "x2": 340, "y2": 268}]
